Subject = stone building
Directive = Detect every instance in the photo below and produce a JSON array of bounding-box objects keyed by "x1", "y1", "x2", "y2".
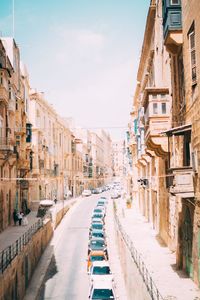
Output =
[
  {"x1": 162, "y1": 0, "x2": 200, "y2": 285},
  {"x1": 112, "y1": 140, "x2": 126, "y2": 179},
  {"x1": 129, "y1": 0, "x2": 200, "y2": 287},
  {"x1": 0, "y1": 38, "x2": 32, "y2": 231},
  {"x1": 29, "y1": 90, "x2": 74, "y2": 207}
]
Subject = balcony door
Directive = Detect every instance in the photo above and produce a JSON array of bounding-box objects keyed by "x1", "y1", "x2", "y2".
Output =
[
  {"x1": 182, "y1": 204, "x2": 193, "y2": 277},
  {"x1": 183, "y1": 132, "x2": 191, "y2": 167}
]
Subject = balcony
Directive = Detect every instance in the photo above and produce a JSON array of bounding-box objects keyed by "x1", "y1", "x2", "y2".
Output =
[
  {"x1": 0, "y1": 86, "x2": 8, "y2": 104},
  {"x1": 142, "y1": 88, "x2": 171, "y2": 157},
  {"x1": 169, "y1": 167, "x2": 194, "y2": 197},
  {"x1": 162, "y1": 0, "x2": 182, "y2": 53},
  {"x1": 0, "y1": 137, "x2": 14, "y2": 152}
]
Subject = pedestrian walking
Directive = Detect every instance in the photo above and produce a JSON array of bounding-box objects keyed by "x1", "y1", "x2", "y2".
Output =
[
  {"x1": 17, "y1": 212, "x2": 23, "y2": 226},
  {"x1": 13, "y1": 209, "x2": 18, "y2": 226}
]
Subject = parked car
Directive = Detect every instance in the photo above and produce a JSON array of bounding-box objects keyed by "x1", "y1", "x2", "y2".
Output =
[
  {"x1": 87, "y1": 250, "x2": 108, "y2": 272},
  {"x1": 92, "y1": 213, "x2": 104, "y2": 221},
  {"x1": 90, "y1": 223, "x2": 104, "y2": 232},
  {"x1": 92, "y1": 189, "x2": 100, "y2": 194},
  {"x1": 90, "y1": 229, "x2": 106, "y2": 239},
  {"x1": 82, "y1": 190, "x2": 92, "y2": 197},
  {"x1": 91, "y1": 218, "x2": 104, "y2": 225},
  {"x1": 89, "y1": 261, "x2": 113, "y2": 282},
  {"x1": 97, "y1": 200, "x2": 107, "y2": 207},
  {"x1": 93, "y1": 207, "x2": 106, "y2": 216},
  {"x1": 88, "y1": 278, "x2": 118, "y2": 299},
  {"x1": 88, "y1": 238, "x2": 107, "y2": 256}
]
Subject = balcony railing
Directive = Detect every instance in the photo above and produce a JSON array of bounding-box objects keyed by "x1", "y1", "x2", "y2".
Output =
[
  {"x1": 0, "y1": 137, "x2": 14, "y2": 151},
  {"x1": 0, "y1": 219, "x2": 43, "y2": 273}
]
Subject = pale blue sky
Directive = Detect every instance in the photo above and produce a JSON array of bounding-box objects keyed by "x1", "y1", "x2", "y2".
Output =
[{"x1": 0, "y1": 0, "x2": 149, "y2": 139}]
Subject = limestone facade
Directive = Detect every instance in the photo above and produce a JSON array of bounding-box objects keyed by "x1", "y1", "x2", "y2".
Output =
[
  {"x1": 0, "y1": 38, "x2": 113, "y2": 233},
  {"x1": 129, "y1": 0, "x2": 200, "y2": 287}
]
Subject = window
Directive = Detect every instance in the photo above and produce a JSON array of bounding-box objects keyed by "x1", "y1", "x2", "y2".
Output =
[
  {"x1": 161, "y1": 103, "x2": 167, "y2": 114},
  {"x1": 171, "y1": 0, "x2": 180, "y2": 4},
  {"x1": 188, "y1": 24, "x2": 197, "y2": 85},
  {"x1": 153, "y1": 103, "x2": 158, "y2": 114},
  {"x1": 0, "y1": 73, "x2": 3, "y2": 85}
]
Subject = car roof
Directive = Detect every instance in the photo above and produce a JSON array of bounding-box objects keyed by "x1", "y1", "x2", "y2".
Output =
[
  {"x1": 92, "y1": 279, "x2": 113, "y2": 288},
  {"x1": 91, "y1": 220, "x2": 103, "y2": 224},
  {"x1": 92, "y1": 261, "x2": 110, "y2": 267}
]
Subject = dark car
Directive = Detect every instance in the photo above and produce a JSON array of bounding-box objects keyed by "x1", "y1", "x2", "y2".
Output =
[
  {"x1": 88, "y1": 238, "x2": 108, "y2": 256},
  {"x1": 90, "y1": 230, "x2": 106, "y2": 239},
  {"x1": 90, "y1": 223, "x2": 104, "y2": 231}
]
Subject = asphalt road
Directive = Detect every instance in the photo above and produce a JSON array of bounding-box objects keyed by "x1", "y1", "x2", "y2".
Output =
[{"x1": 37, "y1": 195, "x2": 99, "y2": 300}]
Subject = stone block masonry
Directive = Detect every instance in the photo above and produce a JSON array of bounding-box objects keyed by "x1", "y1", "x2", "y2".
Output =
[{"x1": 0, "y1": 219, "x2": 53, "y2": 300}]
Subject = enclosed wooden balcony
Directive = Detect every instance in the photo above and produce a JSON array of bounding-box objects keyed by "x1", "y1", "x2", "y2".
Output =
[
  {"x1": 163, "y1": 124, "x2": 194, "y2": 197},
  {"x1": 0, "y1": 137, "x2": 14, "y2": 152},
  {"x1": 142, "y1": 87, "x2": 171, "y2": 157},
  {"x1": 162, "y1": 0, "x2": 183, "y2": 53},
  {"x1": 169, "y1": 167, "x2": 194, "y2": 198}
]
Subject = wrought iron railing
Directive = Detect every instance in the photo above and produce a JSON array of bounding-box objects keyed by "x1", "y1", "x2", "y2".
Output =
[
  {"x1": 114, "y1": 213, "x2": 164, "y2": 300},
  {"x1": 0, "y1": 219, "x2": 43, "y2": 273}
]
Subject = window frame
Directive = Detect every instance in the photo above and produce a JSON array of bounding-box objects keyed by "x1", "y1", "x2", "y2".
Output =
[
  {"x1": 188, "y1": 23, "x2": 197, "y2": 86},
  {"x1": 170, "y1": 0, "x2": 180, "y2": 5}
]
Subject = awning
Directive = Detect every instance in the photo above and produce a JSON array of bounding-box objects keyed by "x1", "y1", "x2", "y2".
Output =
[{"x1": 162, "y1": 124, "x2": 192, "y2": 136}]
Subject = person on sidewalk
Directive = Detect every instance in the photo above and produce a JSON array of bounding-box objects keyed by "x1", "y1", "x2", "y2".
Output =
[
  {"x1": 13, "y1": 209, "x2": 18, "y2": 226},
  {"x1": 22, "y1": 214, "x2": 28, "y2": 226},
  {"x1": 17, "y1": 212, "x2": 23, "y2": 226}
]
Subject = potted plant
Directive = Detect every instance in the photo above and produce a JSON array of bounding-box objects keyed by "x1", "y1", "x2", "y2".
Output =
[{"x1": 126, "y1": 197, "x2": 132, "y2": 209}]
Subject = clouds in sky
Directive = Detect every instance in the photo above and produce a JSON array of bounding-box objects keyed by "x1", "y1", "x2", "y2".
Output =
[{"x1": 0, "y1": 0, "x2": 149, "y2": 139}]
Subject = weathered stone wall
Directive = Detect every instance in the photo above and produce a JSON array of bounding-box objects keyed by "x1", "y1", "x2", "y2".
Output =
[
  {"x1": 0, "y1": 219, "x2": 53, "y2": 300},
  {"x1": 115, "y1": 226, "x2": 152, "y2": 300},
  {"x1": 182, "y1": 0, "x2": 200, "y2": 286}
]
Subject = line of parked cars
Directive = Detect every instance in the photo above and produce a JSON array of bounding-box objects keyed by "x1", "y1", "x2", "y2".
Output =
[
  {"x1": 87, "y1": 197, "x2": 118, "y2": 299},
  {"x1": 82, "y1": 186, "x2": 112, "y2": 197}
]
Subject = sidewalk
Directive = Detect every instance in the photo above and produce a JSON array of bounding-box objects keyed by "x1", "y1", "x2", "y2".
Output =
[
  {"x1": 0, "y1": 198, "x2": 77, "y2": 253},
  {"x1": 115, "y1": 198, "x2": 200, "y2": 300}
]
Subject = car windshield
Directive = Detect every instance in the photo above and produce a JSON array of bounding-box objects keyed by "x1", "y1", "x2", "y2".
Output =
[
  {"x1": 92, "y1": 266, "x2": 111, "y2": 275},
  {"x1": 94, "y1": 209, "x2": 103, "y2": 213},
  {"x1": 92, "y1": 232, "x2": 104, "y2": 238},
  {"x1": 92, "y1": 214, "x2": 103, "y2": 218},
  {"x1": 90, "y1": 255, "x2": 105, "y2": 262},
  {"x1": 92, "y1": 289, "x2": 114, "y2": 299},
  {"x1": 92, "y1": 224, "x2": 103, "y2": 230}
]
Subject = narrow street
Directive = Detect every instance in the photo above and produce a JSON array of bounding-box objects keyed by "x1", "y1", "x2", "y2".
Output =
[
  {"x1": 24, "y1": 193, "x2": 126, "y2": 300},
  {"x1": 36, "y1": 197, "x2": 94, "y2": 299},
  {"x1": 1, "y1": 1, "x2": 200, "y2": 300}
]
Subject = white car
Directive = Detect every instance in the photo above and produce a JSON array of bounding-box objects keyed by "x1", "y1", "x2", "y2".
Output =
[
  {"x1": 82, "y1": 189, "x2": 92, "y2": 197},
  {"x1": 89, "y1": 261, "x2": 113, "y2": 282},
  {"x1": 88, "y1": 278, "x2": 118, "y2": 299}
]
